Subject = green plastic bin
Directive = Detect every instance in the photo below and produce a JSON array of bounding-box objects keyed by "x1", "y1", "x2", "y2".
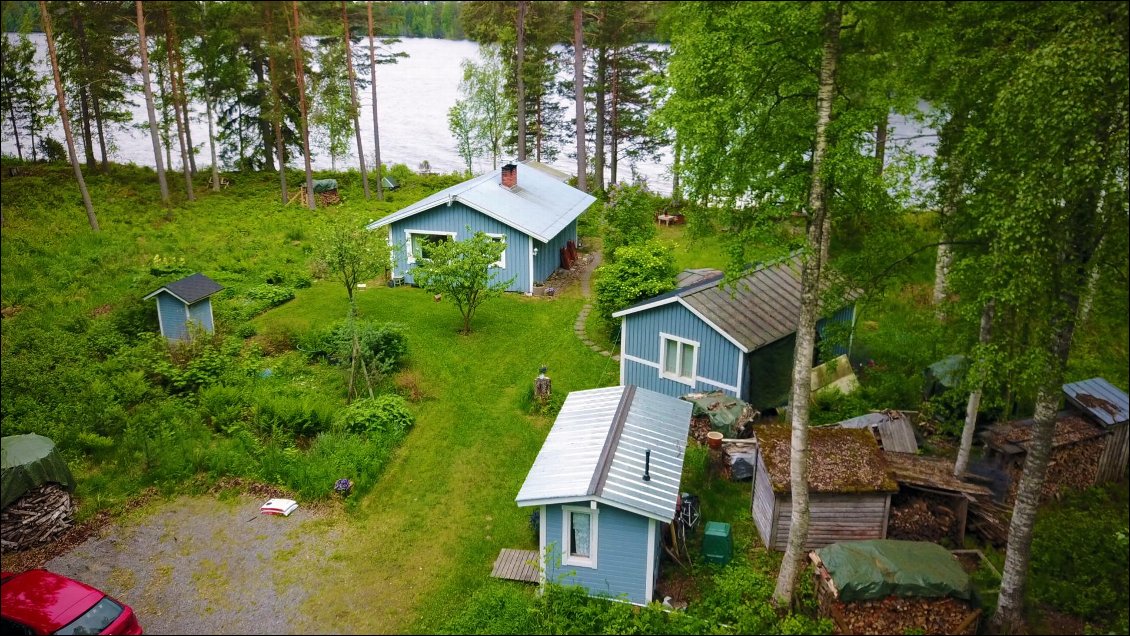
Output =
[{"x1": 703, "y1": 521, "x2": 732, "y2": 565}]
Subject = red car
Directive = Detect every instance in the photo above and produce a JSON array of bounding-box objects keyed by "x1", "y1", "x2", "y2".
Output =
[{"x1": 0, "y1": 569, "x2": 142, "y2": 635}]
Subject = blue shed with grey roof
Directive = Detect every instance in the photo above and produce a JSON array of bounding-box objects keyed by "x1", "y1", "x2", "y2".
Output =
[
  {"x1": 515, "y1": 385, "x2": 693, "y2": 606},
  {"x1": 366, "y1": 161, "x2": 595, "y2": 294},
  {"x1": 144, "y1": 273, "x2": 223, "y2": 341},
  {"x1": 612, "y1": 254, "x2": 856, "y2": 409}
]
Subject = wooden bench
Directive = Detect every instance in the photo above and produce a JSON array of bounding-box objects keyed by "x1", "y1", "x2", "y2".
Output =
[{"x1": 210, "y1": 175, "x2": 230, "y2": 189}]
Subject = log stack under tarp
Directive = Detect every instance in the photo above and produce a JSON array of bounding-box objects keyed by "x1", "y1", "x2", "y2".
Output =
[{"x1": 1, "y1": 483, "x2": 75, "y2": 552}]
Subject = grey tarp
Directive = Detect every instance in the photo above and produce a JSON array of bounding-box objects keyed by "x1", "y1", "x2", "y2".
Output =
[
  {"x1": 923, "y1": 355, "x2": 969, "y2": 400},
  {"x1": 312, "y1": 179, "x2": 338, "y2": 193},
  {"x1": 817, "y1": 540, "x2": 973, "y2": 603},
  {"x1": 681, "y1": 391, "x2": 755, "y2": 437},
  {"x1": 1, "y1": 434, "x2": 76, "y2": 509}
]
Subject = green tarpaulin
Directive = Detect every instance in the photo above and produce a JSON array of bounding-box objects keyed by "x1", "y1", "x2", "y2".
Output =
[
  {"x1": 1, "y1": 434, "x2": 75, "y2": 509},
  {"x1": 923, "y1": 354, "x2": 968, "y2": 400},
  {"x1": 817, "y1": 540, "x2": 973, "y2": 603},
  {"x1": 681, "y1": 391, "x2": 754, "y2": 437},
  {"x1": 312, "y1": 179, "x2": 338, "y2": 193}
]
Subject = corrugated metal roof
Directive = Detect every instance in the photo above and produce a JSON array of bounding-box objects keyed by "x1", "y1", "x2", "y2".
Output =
[
  {"x1": 365, "y1": 163, "x2": 595, "y2": 243},
  {"x1": 144, "y1": 273, "x2": 223, "y2": 304},
  {"x1": 520, "y1": 159, "x2": 571, "y2": 182},
  {"x1": 835, "y1": 411, "x2": 919, "y2": 454},
  {"x1": 515, "y1": 386, "x2": 693, "y2": 522},
  {"x1": 1063, "y1": 378, "x2": 1129, "y2": 427}
]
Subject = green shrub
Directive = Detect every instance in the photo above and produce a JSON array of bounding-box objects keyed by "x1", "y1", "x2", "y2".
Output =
[
  {"x1": 235, "y1": 323, "x2": 257, "y2": 339},
  {"x1": 299, "y1": 320, "x2": 408, "y2": 374},
  {"x1": 593, "y1": 240, "x2": 677, "y2": 338},
  {"x1": 335, "y1": 394, "x2": 414, "y2": 436},
  {"x1": 602, "y1": 183, "x2": 660, "y2": 259},
  {"x1": 245, "y1": 284, "x2": 295, "y2": 307}
]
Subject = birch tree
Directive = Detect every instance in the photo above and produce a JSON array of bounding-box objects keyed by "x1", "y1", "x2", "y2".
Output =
[
  {"x1": 573, "y1": 3, "x2": 587, "y2": 192},
  {"x1": 290, "y1": 0, "x2": 315, "y2": 210},
  {"x1": 135, "y1": 1, "x2": 169, "y2": 203}
]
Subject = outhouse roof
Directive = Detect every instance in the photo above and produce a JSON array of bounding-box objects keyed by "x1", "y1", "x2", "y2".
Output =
[
  {"x1": 515, "y1": 385, "x2": 693, "y2": 522},
  {"x1": 1063, "y1": 377, "x2": 1128, "y2": 427},
  {"x1": 366, "y1": 161, "x2": 594, "y2": 243},
  {"x1": 144, "y1": 273, "x2": 224, "y2": 305}
]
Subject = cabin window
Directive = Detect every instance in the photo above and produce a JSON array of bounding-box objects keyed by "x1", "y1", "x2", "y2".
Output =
[
  {"x1": 562, "y1": 505, "x2": 598, "y2": 568},
  {"x1": 486, "y1": 233, "x2": 507, "y2": 268},
  {"x1": 405, "y1": 230, "x2": 456, "y2": 264},
  {"x1": 660, "y1": 333, "x2": 698, "y2": 386}
]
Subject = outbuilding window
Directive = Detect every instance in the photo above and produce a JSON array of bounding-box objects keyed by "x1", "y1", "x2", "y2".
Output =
[
  {"x1": 405, "y1": 230, "x2": 456, "y2": 264},
  {"x1": 660, "y1": 333, "x2": 698, "y2": 386},
  {"x1": 562, "y1": 505, "x2": 598, "y2": 568},
  {"x1": 486, "y1": 233, "x2": 507, "y2": 268}
]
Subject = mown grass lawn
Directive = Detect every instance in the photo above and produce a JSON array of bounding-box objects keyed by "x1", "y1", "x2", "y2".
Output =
[{"x1": 255, "y1": 280, "x2": 620, "y2": 632}]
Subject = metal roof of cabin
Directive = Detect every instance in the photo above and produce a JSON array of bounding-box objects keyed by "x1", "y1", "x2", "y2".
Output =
[
  {"x1": 365, "y1": 162, "x2": 594, "y2": 243},
  {"x1": 144, "y1": 273, "x2": 224, "y2": 304},
  {"x1": 1063, "y1": 378, "x2": 1129, "y2": 427},
  {"x1": 613, "y1": 254, "x2": 807, "y2": 353},
  {"x1": 835, "y1": 410, "x2": 919, "y2": 454},
  {"x1": 515, "y1": 385, "x2": 693, "y2": 522}
]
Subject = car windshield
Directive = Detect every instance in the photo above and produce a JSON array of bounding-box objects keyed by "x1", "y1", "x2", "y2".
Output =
[{"x1": 54, "y1": 597, "x2": 122, "y2": 635}]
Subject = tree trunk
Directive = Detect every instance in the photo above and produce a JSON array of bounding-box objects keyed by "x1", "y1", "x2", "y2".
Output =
[
  {"x1": 206, "y1": 95, "x2": 220, "y2": 191},
  {"x1": 290, "y1": 1, "x2": 315, "y2": 210},
  {"x1": 535, "y1": 98, "x2": 542, "y2": 162},
  {"x1": 573, "y1": 6, "x2": 587, "y2": 192},
  {"x1": 609, "y1": 48, "x2": 619, "y2": 186},
  {"x1": 136, "y1": 1, "x2": 169, "y2": 203},
  {"x1": 252, "y1": 57, "x2": 275, "y2": 172},
  {"x1": 773, "y1": 2, "x2": 841, "y2": 609},
  {"x1": 1077, "y1": 201, "x2": 1107, "y2": 325},
  {"x1": 178, "y1": 59, "x2": 196, "y2": 176},
  {"x1": 367, "y1": 1, "x2": 383, "y2": 200},
  {"x1": 874, "y1": 110, "x2": 888, "y2": 177},
  {"x1": 71, "y1": 13, "x2": 96, "y2": 170},
  {"x1": 165, "y1": 9, "x2": 194, "y2": 201},
  {"x1": 265, "y1": 5, "x2": 288, "y2": 204},
  {"x1": 7, "y1": 100, "x2": 23, "y2": 161},
  {"x1": 91, "y1": 93, "x2": 109, "y2": 172},
  {"x1": 954, "y1": 299, "x2": 994, "y2": 477},
  {"x1": 991, "y1": 298, "x2": 1079, "y2": 633},
  {"x1": 672, "y1": 138, "x2": 682, "y2": 202},
  {"x1": 157, "y1": 58, "x2": 173, "y2": 171},
  {"x1": 342, "y1": 1, "x2": 370, "y2": 199},
  {"x1": 933, "y1": 242, "x2": 953, "y2": 309},
  {"x1": 516, "y1": 0, "x2": 527, "y2": 162},
  {"x1": 40, "y1": 0, "x2": 98, "y2": 231},
  {"x1": 594, "y1": 41, "x2": 606, "y2": 191}
]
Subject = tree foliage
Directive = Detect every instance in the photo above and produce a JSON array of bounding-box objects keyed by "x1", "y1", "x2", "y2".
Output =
[
  {"x1": 410, "y1": 230, "x2": 515, "y2": 335},
  {"x1": 592, "y1": 239, "x2": 676, "y2": 337}
]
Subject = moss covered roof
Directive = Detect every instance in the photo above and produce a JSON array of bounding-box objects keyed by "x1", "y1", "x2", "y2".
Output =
[{"x1": 756, "y1": 425, "x2": 898, "y2": 494}]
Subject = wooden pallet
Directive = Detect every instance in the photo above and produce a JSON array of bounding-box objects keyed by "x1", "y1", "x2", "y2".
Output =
[{"x1": 490, "y1": 548, "x2": 539, "y2": 583}]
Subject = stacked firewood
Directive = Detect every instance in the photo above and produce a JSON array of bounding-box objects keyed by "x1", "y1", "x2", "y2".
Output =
[
  {"x1": 829, "y1": 595, "x2": 980, "y2": 635},
  {"x1": 888, "y1": 495, "x2": 957, "y2": 543},
  {"x1": 690, "y1": 415, "x2": 712, "y2": 444},
  {"x1": 1, "y1": 484, "x2": 75, "y2": 552},
  {"x1": 318, "y1": 190, "x2": 342, "y2": 206},
  {"x1": 967, "y1": 496, "x2": 1010, "y2": 546}
]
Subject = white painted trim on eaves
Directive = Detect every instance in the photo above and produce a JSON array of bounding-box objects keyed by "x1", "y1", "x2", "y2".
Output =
[
  {"x1": 697, "y1": 376, "x2": 740, "y2": 394},
  {"x1": 678, "y1": 298, "x2": 751, "y2": 353},
  {"x1": 623, "y1": 354, "x2": 660, "y2": 369},
  {"x1": 624, "y1": 354, "x2": 739, "y2": 394}
]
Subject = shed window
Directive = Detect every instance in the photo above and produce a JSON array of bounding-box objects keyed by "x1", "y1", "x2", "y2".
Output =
[
  {"x1": 486, "y1": 233, "x2": 506, "y2": 268},
  {"x1": 405, "y1": 230, "x2": 456, "y2": 264},
  {"x1": 562, "y1": 505, "x2": 598, "y2": 568},
  {"x1": 660, "y1": 333, "x2": 698, "y2": 386}
]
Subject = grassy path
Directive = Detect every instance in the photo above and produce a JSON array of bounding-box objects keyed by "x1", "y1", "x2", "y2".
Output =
[{"x1": 258, "y1": 281, "x2": 618, "y2": 633}]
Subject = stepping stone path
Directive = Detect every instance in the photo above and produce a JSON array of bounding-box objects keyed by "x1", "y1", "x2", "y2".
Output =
[{"x1": 572, "y1": 251, "x2": 619, "y2": 362}]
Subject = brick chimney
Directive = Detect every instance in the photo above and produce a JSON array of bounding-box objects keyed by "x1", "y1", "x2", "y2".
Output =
[{"x1": 501, "y1": 163, "x2": 518, "y2": 189}]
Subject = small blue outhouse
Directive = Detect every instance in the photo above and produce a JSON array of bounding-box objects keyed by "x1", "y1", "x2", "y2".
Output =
[
  {"x1": 366, "y1": 161, "x2": 595, "y2": 294},
  {"x1": 612, "y1": 254, "x2": 856, "y2": 410},
  {"x1": 144, "y1": 273, "x2": 223, "y2": 341},
  {"x1": 515, "y1": 385, "x2": 693, "y2": 606}
]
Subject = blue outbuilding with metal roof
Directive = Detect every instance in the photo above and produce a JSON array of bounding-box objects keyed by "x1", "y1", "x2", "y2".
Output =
[
  {"x1": 515, "y1": 385, "x2": 693, "y2": 606},
  {"x1": 366, "y1": 161, "x2": 595, "y2": 294}
]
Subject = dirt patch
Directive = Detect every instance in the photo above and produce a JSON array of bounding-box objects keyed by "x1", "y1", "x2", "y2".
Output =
[{"x1": 11, "y1": 494, "x2": 341, "y2": 635}]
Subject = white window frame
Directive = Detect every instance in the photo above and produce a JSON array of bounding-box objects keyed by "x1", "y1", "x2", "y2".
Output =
[
  {"x1": 659, "y1": 332, "x2": 698, "y2": 387},
  {"x1": 404, "y1": 229, "x2": 457, "y2": 264},
  {"x1": 485, "y1": 233, "x2": 507, "y2": 269},
  {"x1": 561, "y1": 504, "x2": 598, "y2": 569}
]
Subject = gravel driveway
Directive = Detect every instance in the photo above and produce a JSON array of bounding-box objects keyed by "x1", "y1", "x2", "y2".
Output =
[{"x1": 44, "y1": 495, "x2": 341, "y2": 635}]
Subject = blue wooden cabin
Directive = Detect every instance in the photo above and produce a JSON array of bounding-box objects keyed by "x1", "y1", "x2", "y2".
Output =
[
  {"x1": 515, "y1": 386, "x2": 693, "y2": 606},
  {"x1": 144, "y1": 273, "x2": 223, "y2": 341},
  {"x1": 612, "y1": 255, "x2": 856, "y2": 410},
  {"x1": 366, "y1": 161, "x2": 595, "y2": 294}
]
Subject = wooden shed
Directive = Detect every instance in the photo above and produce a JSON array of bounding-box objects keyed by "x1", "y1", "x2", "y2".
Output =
[
  {"x1": 751, "y1": 426, "x2": 897, "y2": 551},
  {"x1": 144, "y1": 272, "x2": 223, "y2": 341},
  {"x1": 1063, "y1": 377, "x2": 1128, "y2": 483}
]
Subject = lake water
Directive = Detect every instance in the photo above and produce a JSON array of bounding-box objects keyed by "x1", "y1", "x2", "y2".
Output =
[{"x1": 1, "y1": 34, "x2": 936, "y2": 198}]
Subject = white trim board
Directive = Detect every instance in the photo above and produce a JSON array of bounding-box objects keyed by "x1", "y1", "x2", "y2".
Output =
[
  {"x1": 561, "y1": 504, "x2": 599, "y2": 569},
  {"x1": 404, "y1": 229, "x2": 457, "y2": 264},
  {"x1": 658, "y1": 332, "x2": 698, "y2": 387},
  {"x1": 516, "y1": 495, "x2": 674, "y2": 524},
  {"x1": 645, "y1": 518, "x2": 657, "y2": 603}
]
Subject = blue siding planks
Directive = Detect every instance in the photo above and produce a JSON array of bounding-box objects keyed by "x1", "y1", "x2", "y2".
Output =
[
  {"x1": 186, "y1": 299, "x2": 214, "y2": 334},
  {"x1": 534, "y1": 219, "x2": 577, "y2": 284},
  {"x1": 155, "y1": 291, "x2": 188, "y2": 341},
  {"x1": 544, "y1": 503, "x2": 651, "y2": 605},
  {"x1": 387, "y1": 202, "x2": 531, "y2": 293},
  {"x1": 621, "y1": 304, "x2": 742, "y2": 398},
  {"x1": 816, "y1": 304, "x2": 856, "y2": 359}
]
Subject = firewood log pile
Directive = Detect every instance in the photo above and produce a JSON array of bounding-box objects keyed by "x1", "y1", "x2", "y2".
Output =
[
  {"x1": 888, "y1": 493, "x2": 958, "y2": 543},
  {"x1": 828, "y1": 595, "x2": 979, "y2": 635},
  {"x1": 318, "y1": 190, "x2": 342, "y2": 206},
  {"x1": 1, "y1": 484, "x2": 75, "y2": 553},
  {"x1": 690, "y1": 415, "x2": 712, "y2": 444}
]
